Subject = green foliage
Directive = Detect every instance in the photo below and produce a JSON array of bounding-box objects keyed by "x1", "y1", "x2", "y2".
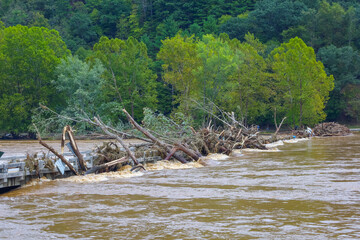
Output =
[
  {"x1": 0, "y1": 25, "x2": 69, "y2": 133},
  {"x1": 225, "y1": 34, "x2": 271, "y2": 125},
  {"x1": 55, "y1": 56, "x2": 105, "y2": 115},
  {"x1": 32, "y1": 56, "x2": 106, "y2": 135},
  {"x1": 317, "y1": 45, "x2": 360, "y2": 91},
  {"x1": 142, "y1": 108, "x2": 193, "y2": 138},
  {"x1": 271, "y1": 37, "x2": 334, "y2": 126},
  {"x1": 195, "y1": 34, "x2": 236, "y2": 106},
  {"x1": 251, "y1": 0, "x2": 308, "y2": 42},
  {"x1": 93, "y1": 36, "x2": 158, "y2": 121},
  {"x1": 157, "y1": 34, "x2": 199, "y2": 110},
  {"x1": 342, "y1": 84, "x2": 360, "y2": 122},
  {"x1": 2, "y1": 0, "x2": 360, "y2": 134},
  {"x1": 219, "y1": 17, "x2": 251, "y2": 41},
  {"x1": 202, "y1": 15, "x2": 218, "y2": 35},
  {"x1": 317, "y1": 45, "x2": 360, "y2": 121}
]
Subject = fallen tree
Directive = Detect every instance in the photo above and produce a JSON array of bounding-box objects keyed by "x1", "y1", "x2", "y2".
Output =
[{"x1": 35, "y1": 105, "x2": 270, "y2": 175}]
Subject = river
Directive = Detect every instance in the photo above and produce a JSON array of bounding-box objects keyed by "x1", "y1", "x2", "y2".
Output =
[{"x1": 1, "y1": 133, "x2": 359, "y2": 239}]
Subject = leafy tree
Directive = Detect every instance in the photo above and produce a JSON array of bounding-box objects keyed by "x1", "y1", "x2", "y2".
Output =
[
  {"x1": 225, "y1": 34, "x2": 270, "y2": 125},
  {"x1": 271, "y1": 37, "x2": 334, "y2": 126},
  {"x1": 188, "y1": 23, "x2": 203, "y2": 38},
  {"x1": 55, "y1": 56, "x2": 105, "y2": 116},
  {"x1": 317, "y1": 45, "x2": 360, "y2": 120},
  {"x1": 202, "y1": 15, "x2": 218, "y2": 35},
  {"x1": 194, "y1": 34, "x2": 236, "y2": 109},
  {"x1": 250, "y1": 0, "x2": 307, "y2": 42},
  {"x1": 93, "y1": 36, "x2": 158, "y2": 120},
  {"x1": 68, "y1": 9, "x2": 97, "y2": 48},
  {"x1": 0, "y1": 25, "x2": 70, "y2": 134},
  {"x1": 157, "y1": 34, "x2": 199, "y2": 111},
  {"x1": 317, "y1": 45, "x2": 360, "y2": 91},
  {"x1": 290, "y1": 1, "x2": 357, "y2": 51},
  {"x1": 316, "y1": 1, "x2": 348, "y2": 48},
  {"x1": 28, "y1": 12, "x2": 50, "y2": 28},
  {"x1": 32, "y1": 56, "x2": 106, "y2": 134},
  {"x1": 342, "y1": 84, "x2": 360, "y2": 122},
  {"x1": 94, "y1": 0, "x2": 132, "y2": 38},
  {"x1": 219, "y1": 17, "x2": 251, "y2": 41},
  {"x1": 2, "y1": 7, "x2": 29, "y2": 26}
]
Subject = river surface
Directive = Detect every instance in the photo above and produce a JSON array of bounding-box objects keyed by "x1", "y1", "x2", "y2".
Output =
[
  {"x1": 0, "y1": 139, "x2": 143, "y2": 159},
  {"x1": 1, "y1": 134, "x2": 360, "y2": 239}
]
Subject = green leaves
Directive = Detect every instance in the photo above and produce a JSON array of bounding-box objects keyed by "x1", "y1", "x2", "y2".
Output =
[
  {"x1": 271, "y1": 37, "x2": 334, "y2": 126},
  {"x1": 93, "y1": 36, "x2": 158, "y2": 121},
  {"x1": 157, "y1": 34, "x2": 199, "y2": 110},
  {"x1": 0, "y1": 25, "x2": 69, "y2": 133},
  {"x1": 55, "y1": 56, "x2": 105, "y2": 115}
]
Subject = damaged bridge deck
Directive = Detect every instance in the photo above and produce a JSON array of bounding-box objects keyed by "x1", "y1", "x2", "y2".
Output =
[{"x1": 0, "y1": 150, "x2": 161, "y2": 192}]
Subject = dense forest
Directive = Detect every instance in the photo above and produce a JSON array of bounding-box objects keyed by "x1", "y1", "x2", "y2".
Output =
[{"x1": 0, "y1": 0, "x2": 359, "y2": 136}]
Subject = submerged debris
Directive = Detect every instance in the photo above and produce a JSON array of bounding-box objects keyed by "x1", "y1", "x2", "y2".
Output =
[
  {"x1": 93, "y1": 142, "x2": 127, "y2": 172},
  {"x1": 25, "y1": 152, "x2": 55, "y2": 177}
]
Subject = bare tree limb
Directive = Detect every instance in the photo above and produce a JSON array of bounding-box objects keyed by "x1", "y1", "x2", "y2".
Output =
[
  {"x1": 94, "y1": 117, "x2": 140, "y2": 166},
  {"x1": 33, "y1": 123, "x2": 79, "y2": 175},
  {"x1": 39, "y1": 104, "x2": 151, "y2": 142},
  {"x1": 123, "y1": 108, "x2": 190, "y2": 163}
]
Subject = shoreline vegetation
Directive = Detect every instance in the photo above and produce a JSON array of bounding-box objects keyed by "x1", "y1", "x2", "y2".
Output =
[{"x1": 1, "y1": 1, "x2": 360, "y2": 140}]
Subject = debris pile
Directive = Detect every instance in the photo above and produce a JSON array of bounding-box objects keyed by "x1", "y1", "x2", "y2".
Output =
[
  {"x1": 93, "y1": 142, "x2": 126, "y2": 172},
  {"x1": 313, "y1": 122, "x2": 351, "y2": 136},
  {"x1": 185, "y1": 126, "x2": 266, "y2": 156}
]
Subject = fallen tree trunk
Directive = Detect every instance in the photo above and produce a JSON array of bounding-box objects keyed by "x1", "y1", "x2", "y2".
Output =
[
  {"x1": 174, "y1": 143, "x2": 200, "y2": 161},
  {"x1": 122, "y1": 109, "x2": 192, "y2": 163},
  {"x1": 94, "y1": 117, "x2": 140, "y2": 166},
  {"x1": 39, "y1": 140, "x2": 79, "y2": 175},
  {"x1": 62, "y1": 125, "x2": 87, "y2": 172},
  {"x1": 85, "y1": 157, "x2": 128, "y2": 175}
]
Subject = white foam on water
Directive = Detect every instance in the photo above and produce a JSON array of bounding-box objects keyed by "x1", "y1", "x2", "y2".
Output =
[
  {"x1": 230, "y1": 149, "x2": 243, "y2": 157},
  {"x1": 59, "y1": 165, "x2": 143, "y2": 183},
  {"x1": 265, "y1": 140, "x2": 284, "y2": 148},
  {"x1": 202, "y1": 153, "x2": 229, "y2": 161},
  {"x1": 144, "y1": 160, "x2": 203, "y2": 171},
  {"x1": 22, "y1": 177, "x2": 51, "y2": 187},
  {"x1": 242, "y1": 148, "x2": 280, "y2": 152},
  {"x1": 284, "y1": 138, "x2": 309, "y2": 143}
]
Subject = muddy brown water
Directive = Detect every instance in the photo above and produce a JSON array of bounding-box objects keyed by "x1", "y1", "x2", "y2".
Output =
[
  {"x1": 0, "y1": 139, "x2": 144, "y2": 159},
  {"x1": 1, "y1": 134, "x2": 360, "y2": 239}
]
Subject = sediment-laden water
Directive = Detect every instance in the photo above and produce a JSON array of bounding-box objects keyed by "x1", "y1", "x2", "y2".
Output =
[{"x1": 1, "y1": 133, "x2": 359, "y2": 239}]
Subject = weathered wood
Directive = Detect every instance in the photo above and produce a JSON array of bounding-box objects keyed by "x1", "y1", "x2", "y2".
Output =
[
  {"x1": 39, "y1": 140, "x2": 79, "y2": 175},
  {"x1": 94, "y1": 117, "x2": 140, "y2": 166},
  {"x1": 62, "y1": 125, "x2": 87, "y2": 172},
  {"x1": 164, "y1": 147, "x2": 178, "y2": 161},
  {"x1": 122, "y1": 108, "x2": 190, "y2": 164},
  {"x1": 174, "y1": 143, "x2": 199, "y2": 161},
  {"x1": 85, "y1": 157, "x2": 128, "y2": 175}
]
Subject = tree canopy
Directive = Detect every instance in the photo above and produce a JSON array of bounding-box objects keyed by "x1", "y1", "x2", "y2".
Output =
[
  {"x1": 0, "y1": 0, "x2": 359, "y2": 135},
  {"x1": 0, "y1": 25, "x2": 69, "y2": 134}
]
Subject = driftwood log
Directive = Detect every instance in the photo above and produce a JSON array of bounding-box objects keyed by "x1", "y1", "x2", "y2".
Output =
[
  {"x1": 85, "y1": 157, "x2": 128, "y2": 175},
  {"x1": 39, "y1": 140, "x2": 79, "y2": 175},
  {"x1": 122, "y1": 109, "x2": 196, "y2": 163},
  {"x1": 61, "y1": 125, "x2": 87, "y2": 172}
]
